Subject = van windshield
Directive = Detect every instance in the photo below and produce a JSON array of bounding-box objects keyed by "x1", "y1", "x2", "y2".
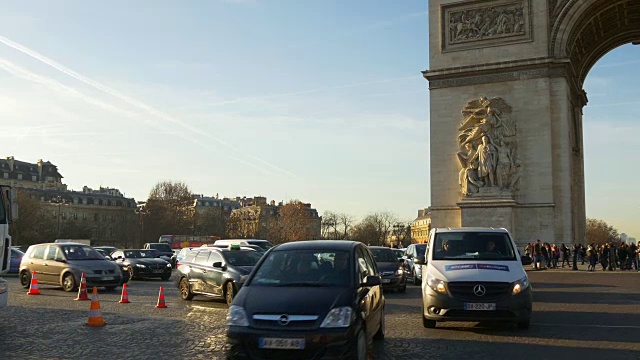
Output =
[{"x1": 432, "y1": 232, "x2": 516, "y2": 261}]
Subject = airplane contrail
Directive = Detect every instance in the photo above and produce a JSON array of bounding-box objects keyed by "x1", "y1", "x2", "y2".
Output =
[
  {"x1": 0, "y1": 57, "x2": 278, "y2": 176},
  {"x1": 0, "y1": 35, "x2": 295, "y2": 178}
]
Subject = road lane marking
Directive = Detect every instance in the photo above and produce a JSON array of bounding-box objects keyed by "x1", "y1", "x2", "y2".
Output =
[{"x1": 533, "y1": 323, "x2": 640, "y2": 329}]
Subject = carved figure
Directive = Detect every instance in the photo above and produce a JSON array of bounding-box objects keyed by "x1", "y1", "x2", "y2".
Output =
[
  {"x1": 449, "y1": 3, "x2": 526, "y2": 43},
  {"x1": 456, "y1": 96, "x2": 520, "y2": 196},
  {"x1": 472, "y1": 135, "x2": 498, "y2": 187}
]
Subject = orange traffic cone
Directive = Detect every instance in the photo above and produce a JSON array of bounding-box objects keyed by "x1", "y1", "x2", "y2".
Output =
[
  {"x1": 27, "y1": 270, "x2": 41, "y2": 295},
  {"x1": 86, "y1": 287, "x2": 106, "y2": 327},
  {"x1": 155, "y1": 286, "x2": 167, "y2": 308},
  {"x1": 75, "y1": 272, "x2": 89, "y2": 301},
  {"x1": 119, "y1": 283, "x2": 130, "y2": 304}
]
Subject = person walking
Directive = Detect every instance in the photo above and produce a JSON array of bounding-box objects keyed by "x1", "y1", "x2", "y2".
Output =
[
  {"x1": 572, "y1": 243, "x2": 579, "y2": 271},
  {"x1": 534, "y1": 239, "x2": 542, "y2": 270},
  {"x1": 561, "y1": 244, "x2": 571, "y2": 268}
]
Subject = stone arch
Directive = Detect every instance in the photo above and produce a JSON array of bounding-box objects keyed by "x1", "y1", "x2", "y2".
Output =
[
  {"x1": 551, "y1": 0, "x2": 640, "y2": 86},
  {"x1": 425, "y1": 0, "x2": 638, "y2": 247}
]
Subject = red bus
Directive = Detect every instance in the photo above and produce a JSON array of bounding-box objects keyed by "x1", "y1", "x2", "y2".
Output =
[{"x1": 158, "y1": 235, "x2": 221, "y2": 249}]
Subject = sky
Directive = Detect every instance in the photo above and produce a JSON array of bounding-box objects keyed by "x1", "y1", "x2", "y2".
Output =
[{"x1": 0, "y1": 1, "x2": 637, "y2": 236}]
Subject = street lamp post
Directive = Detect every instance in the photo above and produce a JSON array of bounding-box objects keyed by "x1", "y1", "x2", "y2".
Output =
[
  {"x1": 50, "y1": 196, "x2": 67, "y2": 238},
  {"x1": 135, "y1": 204, "x2": 149, "y2": 248}
]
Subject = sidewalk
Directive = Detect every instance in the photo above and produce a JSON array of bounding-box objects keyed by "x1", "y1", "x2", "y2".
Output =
[{"x1": 525, "y1": 261, "x2": 640, "y2": 273}]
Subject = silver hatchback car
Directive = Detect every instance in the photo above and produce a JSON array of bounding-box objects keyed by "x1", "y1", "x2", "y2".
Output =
[{"x1": 19, "y1": 243, "x2": 123, "y2": 292}]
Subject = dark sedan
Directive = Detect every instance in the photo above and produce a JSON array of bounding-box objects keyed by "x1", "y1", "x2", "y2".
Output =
[
  {"x1": 369, "y1": 246, "x2": 407, "y2": 293},
  {"x1": 9, "y1": 248, "x2": 24, "y2": 274},
  {"x1": 111, "y1": 250, "x2": 172, "y2": 281},
  {"x1": 93, "y1": 248, "x2": 130, "y2": 284},
  {"x1": 226, "y1": 240, "x2": 385, "y2": 360},
  {"x1": 177, "y1": 246, "x2": 261, "y2": 305}
]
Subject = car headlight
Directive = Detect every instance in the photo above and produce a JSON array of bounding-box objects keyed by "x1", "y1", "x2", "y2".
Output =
[
  {"x1": 426, "y1": 273, "x2": 447, "y2": 294},
  {"x1": 512, "y1": 276, "x2": 530, "y2": 295},
  {"x1": 136, "y1": 264, "x2": 147, "y2": 268},
  {"x1": 226, "y1": 305, "x2": 249, "y2": 326},
  {"x1": 320, "y1": 306, "x2": 353, "y2": 328},
  {"x1": 166, "y1": 263, "x2": 172, "y2": 268},
  {"x1": 396, "y1": 268, "x2": 404, "y2": 275},
  {"x1": 0, "y1": 280, "x2": 7, "y2": 294}
]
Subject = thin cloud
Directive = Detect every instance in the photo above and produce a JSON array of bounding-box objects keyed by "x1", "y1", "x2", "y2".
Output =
[
  {"x1": 352, "y1": 11, "x2": 428, "y2": 34},
  {"x1": 0, "y1": 34, "x2": 294, "y2": 178}
]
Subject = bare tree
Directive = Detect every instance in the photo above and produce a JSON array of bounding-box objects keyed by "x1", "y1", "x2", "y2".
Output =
[
  {"x1": 586, "y1": 218, "x2": 620, "y2": 245},
  {"x1": 12, "y1": 189, "x2": 56, "y2": 246},
  {"x1": 351, "y1": 211, "x2": 399, "y2": 246},
  {"x1": 144, "y1": 181, "x2": 194, "y2": 242},
  {"x1": 269, "y1": 201, "x2": 317, "y2": 244}
]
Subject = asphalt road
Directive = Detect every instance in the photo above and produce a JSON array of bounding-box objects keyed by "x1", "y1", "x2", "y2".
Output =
[{"x1": 1, "y1": 268, "x2": 639, "y2": 360}]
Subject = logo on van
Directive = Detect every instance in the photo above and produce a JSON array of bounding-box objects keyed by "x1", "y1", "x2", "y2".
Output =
[
  {"x1": 473, "y1": 284, "x2": 486, "y2": 297},
  {"x1": 444, "y1": 263, "x2": 510, "y2": 272}
]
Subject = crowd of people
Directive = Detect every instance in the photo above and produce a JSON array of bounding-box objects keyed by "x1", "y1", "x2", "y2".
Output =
[{"x1": 524, "y1": 239, "x2": 639, "y2": 272}]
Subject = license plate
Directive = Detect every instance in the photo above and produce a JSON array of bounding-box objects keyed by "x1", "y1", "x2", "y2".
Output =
[
  {"x1": 101, "y1": 276, "x2": 114, "y2": 281},
  {"x1": 464, "y1": 303, "x2": 496, "y2": 311},
  {"x1": 153, "y1": 270, "x2": 165, "y2": 274},
  {"x1": 259, "y1": 338, "x2": 305, "y2": 350},
  {"x1": 382, "y1": 279, "x2": 391, "y2": 283}
]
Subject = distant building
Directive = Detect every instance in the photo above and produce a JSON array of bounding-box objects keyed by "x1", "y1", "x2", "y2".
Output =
[
  {"x1": 0, "y1": 156, "x2": 67, "y2": 191},
  {"x1": 23, "y1": 186, "x2": 138, "y2": 247},
  {"x1": 192, "y1": 194, "x2": 242, "y2": 236},
  {"x1": 620, "y1": 233, "x2": 628, "y2": 244},
  {"x1": 411, "y1": 208, "x2": 431, "y2": 244},
  {"x1": 630, "y1": 237, "x2": 637, "y2": 245},
  {"x1": 227, "y1": 197, "x2": 321, "y2": 240}
]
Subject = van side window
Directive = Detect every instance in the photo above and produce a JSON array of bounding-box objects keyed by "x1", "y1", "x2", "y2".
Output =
[
  {"x1": 31, "y1": 245, "x2": 46, "y2": 259},
  {"x1": 355, "y1": 249, "x2": 369, "y2": 283},
  {"x1": 208, "y1": 251, "x2": 223, "y2": 265}
]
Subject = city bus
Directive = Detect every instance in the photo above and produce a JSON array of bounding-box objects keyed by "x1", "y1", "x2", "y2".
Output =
[
  {"x1": 158, "y1": 235, "x2": 221, "y2": 249},
  {"x1": 1, "y1": 186, "x2": 18, "y2": 309}
]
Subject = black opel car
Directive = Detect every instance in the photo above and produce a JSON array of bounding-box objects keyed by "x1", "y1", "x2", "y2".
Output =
[
  {"x1": 368, "y1": 246, "x2": 407, "y2": 293},
  {"x1": 111, "y1": 249, "x2": 172, "y2": 281},
  {"x1": 177, "y1": 246, "x2": 262, "y2": 305},
  {"x1": 226, "y1": 240, "x2": 385, "y2": 360}
]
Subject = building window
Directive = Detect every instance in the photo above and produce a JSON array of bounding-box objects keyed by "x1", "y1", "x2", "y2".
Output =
[
  {"x1": 17, "y1": 174, "x2": 23, "y2": 180},
  {"x1": 32, "y1": 175, "x2": 37, "y2": 181},
  {"x1": 83, "y1": 198, "x2": 87, "y2": 205},
  {"x1": 46, "y1": 176, "x2": 53, "y2": 182}
]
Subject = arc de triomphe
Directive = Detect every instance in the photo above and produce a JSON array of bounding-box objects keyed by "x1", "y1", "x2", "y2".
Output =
[{"x1": 424, "y1": 0, "x2": 639, "y2": 247}]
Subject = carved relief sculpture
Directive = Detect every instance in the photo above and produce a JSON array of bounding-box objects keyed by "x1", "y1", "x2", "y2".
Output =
[
  {"x1": 457, "y1": 97, "x2": 519, "y2": 197},
  {"x1": 448, "y1": 2, "x2": 526, "y2": 44}
]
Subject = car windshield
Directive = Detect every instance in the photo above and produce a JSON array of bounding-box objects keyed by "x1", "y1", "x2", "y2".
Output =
[
  {"x1": 250, "y1": 250, "x2": 351, "y2": 287},
  {"x1": 369, "y1": 248, "x2": 398, "y2": 263},
  {"x1": 125, "y1": 250, "x2": 158, "y2": 259},
  {"x1": 224, "y1": 250, "x2": 262, "y2": 266},
  {"x1": 415, "y1": 244, "x2": 427, "y2": 257},
  {"x1": 392, "y1": 249, "x2": 404, "y2": 259},
  {"x1": 432, "y1": 232, "x2": 516, "y2": 261},
  {"x1": 61, "y1": 245, "x2": 104, "y2": 260}
]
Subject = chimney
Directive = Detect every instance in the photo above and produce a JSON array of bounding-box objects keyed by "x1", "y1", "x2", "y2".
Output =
[{"x1": 6, "y1": 156, "x2": 14, "y2": 171}]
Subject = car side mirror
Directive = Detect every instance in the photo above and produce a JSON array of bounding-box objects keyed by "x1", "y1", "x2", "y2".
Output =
[
  {"x1": 212, "y1": 261, "x2": 223, "y2": 268},
  {"x1": 361, "y1": 275, "x2": 381, "y2": 287},
  {"x1": 413, "y1": 257, "x2": 425, "y2": 265},
  {"x1": 105, "y1": 256, "x2": 112, "y2": 261}
]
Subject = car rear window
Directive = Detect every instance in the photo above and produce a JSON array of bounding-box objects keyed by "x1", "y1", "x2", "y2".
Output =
[
  {"x1": 369, "y1": 248, "x2": 398, "y2": 263},
  {"x1": 223, "y1": 250, "x2": 262, "y2": 266},
  {"x1": 149, "y1": 243, "x2": 172, "y2": 252}
]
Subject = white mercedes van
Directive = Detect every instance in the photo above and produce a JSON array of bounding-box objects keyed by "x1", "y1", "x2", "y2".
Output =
[{"x1": 415, "y1": 227, "x2": 532, "y2": 329}]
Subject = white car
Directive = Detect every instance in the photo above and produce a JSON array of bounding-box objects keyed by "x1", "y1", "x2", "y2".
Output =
[{"x1": 415, "y1": 227, "x2": 533, "y2": 329}]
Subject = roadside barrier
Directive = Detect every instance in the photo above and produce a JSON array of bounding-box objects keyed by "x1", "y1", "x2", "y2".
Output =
[
  {"x1": 155, "y1": 286, "x2": 167, "y2": 308},
  {"x1": 74, "y1": 272, "x2": 89, "y2": 301},
  {"x1": 119, "y1": 283, "x2": 130, "y2": 304},
  {"x1": 27, "y1": 271, "x2": 41, "y2": 295},
  {"x1": 86, "y1": 287, "x2": 107, "y2": 327}
]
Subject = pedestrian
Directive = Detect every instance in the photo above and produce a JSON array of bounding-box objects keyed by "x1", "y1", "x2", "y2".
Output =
[
  {"x1": 572, "y1": 243, "x2": 579, "y2": 270},
  {"x1": 534, "y1": 239, "x2": 542, "y2": 270},
  {"x1": 630, "y1": 242, "x2": 639, "y2": 271},
  {"x1": 561, "y1": 244, "x2": 571, "y2": 268}
]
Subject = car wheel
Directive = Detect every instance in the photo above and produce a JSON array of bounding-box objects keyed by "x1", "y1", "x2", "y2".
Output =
[
  {"x1": 129, "y1": 268, "x2": 136, "y2": 281},
  {"x1": 412, "y1": 268, "x2": 420, "y2": 285},
  {"x1": 62, "y1": 273, "x2": 76, "y2": 292},
  {"x1": 225, "y1": 282, "x2": 236, "y2": 306},
  {"x1": 517, "y1": 319, "x2": 530, "y2": 329},
  {"x1": 179, "y1": 277, "x2": 194, "y2": 300},
  {"x1": 398, "y1": 278, "x2": 407, "y2": 293},
  {"x1": 422, "y1": 315, "x2": 436, "y2": 329},
  {"x1": 373, "y1": 312, "x2": 385, "y2": 341},
  {"x1": 20, "y1": 270, "x2": 31, "y2": 288},
  {"x1": 353, "y1": 328, "x2": 367, "y2": 360}
]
